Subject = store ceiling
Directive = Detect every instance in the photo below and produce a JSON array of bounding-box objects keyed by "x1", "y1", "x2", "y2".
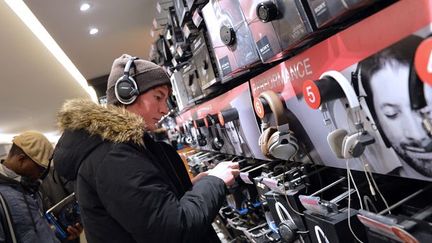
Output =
[{"x1": 0, "y1": 0, "x2": 163, "y2": 142}]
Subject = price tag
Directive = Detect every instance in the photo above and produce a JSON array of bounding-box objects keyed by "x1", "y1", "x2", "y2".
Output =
[
  {"x1": 240, "y1": 172, "x2": 254, "y2": 184},
  {"x1": 262, "y1": 178, "x2": 283, "y2": 193},
  {"x1": 302, "y1": 79, "x2": 321, "y2": 109},
  {"x1": 299, "y1": 195, "x2": 324, "y2": 214},
  {"x1": 415, "y1": 37, "x2": 432, "y2": 86},
  {"x1": 357, "y1": 214, "x2": 418, "y2": 243}
]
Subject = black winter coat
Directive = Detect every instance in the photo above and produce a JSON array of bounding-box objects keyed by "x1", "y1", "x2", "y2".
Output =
[{"x1": 53, "y1": 100, "x2": 226, "y2": 243}]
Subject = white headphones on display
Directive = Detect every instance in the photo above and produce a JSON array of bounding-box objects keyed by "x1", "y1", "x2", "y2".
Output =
[
  {"x1": 319, "y1": 71, "x2": 375, "y2": 159},
  {"x1": 258, "y1": 91, "x2": 299, "y2": 161}
]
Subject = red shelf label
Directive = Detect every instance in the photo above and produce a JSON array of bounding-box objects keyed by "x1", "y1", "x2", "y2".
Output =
[
  {"x1": 415, "y1": 37, "x2": 432, "y2": 86},
  {"x1": 302, "y1": 79, "x2": 321, "y2": 109}
]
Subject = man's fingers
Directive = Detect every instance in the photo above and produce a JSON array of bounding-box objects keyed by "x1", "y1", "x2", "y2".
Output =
[
  {"x1": 67, "y1": 226, "x2": 79, "y2": 236},
  {"x1": 231, "y1": 169, "x2": 240, "y2": 177},
  {"x1": 228, "y1": 162, "x2": 239, "y2": 169}
]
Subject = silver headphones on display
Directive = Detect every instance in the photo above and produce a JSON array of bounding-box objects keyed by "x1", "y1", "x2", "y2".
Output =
[
  {"x1": 258, "y1": 90, "x2": 299, "y2": 161},
  {"x1": 114, "y1": 57, "x2": 140, "y2": 105},
  {"x1": 319, "y1": 71, "x2": 375, "y2": 159}
]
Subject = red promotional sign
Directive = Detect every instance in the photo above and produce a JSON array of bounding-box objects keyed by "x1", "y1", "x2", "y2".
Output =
[
  {"x1": 176, "y1": 82, "x2": 249, "y2": 122},
  {"x1": 415, "y1": 37, "x2": 432, "y2": 86},
  {"x1": 302, "y1": 80, "x2": 321, "y2": 109},
  {"x1": 250, "y1": 0, "x2": 432, "y2": 100}
]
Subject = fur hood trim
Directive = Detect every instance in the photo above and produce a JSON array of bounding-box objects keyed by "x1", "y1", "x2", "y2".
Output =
[{"x1": 57, "y1": 99, "x2": 145, "y2": 145}]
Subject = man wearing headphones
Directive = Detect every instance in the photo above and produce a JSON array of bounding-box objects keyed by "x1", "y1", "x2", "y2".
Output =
[
  {"x1": 0, "y1": 131, "x2": 81, "y2": 242},
  {"x1": 53, "y1": 54, "x2": 239, "y2": 243},
  {"x1": 359, "y1": 35, "x2": 432, "y2": 180}
]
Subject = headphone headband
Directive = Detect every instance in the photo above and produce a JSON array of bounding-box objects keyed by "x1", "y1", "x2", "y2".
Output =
[
  {"x1": 320, "y1": 71, "x2": 360, "y2": 110},
  {"x1": 124, "y1": 57, "x2": 139, "y2": 76},
  {"x1": 259, "y1": 91, "x2": 289, "y2": 127}
]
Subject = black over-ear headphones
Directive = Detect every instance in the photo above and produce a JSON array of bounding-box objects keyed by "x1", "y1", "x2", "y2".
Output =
[
  {"x1": 256, "y1": 1, "x2": 280, "y2": 23},
  {"x1": 206, "y1": 114, "x2": 224, "y2": 151},
  {"x1": 194, "y1": 119, "x2": 207, "y2": 147},
  {"x1": 115, "y1": 57, "x2": 140, "y2": 105},
  {"x1": 183, "y1": 122, "x2": 195, "y2": 145}
]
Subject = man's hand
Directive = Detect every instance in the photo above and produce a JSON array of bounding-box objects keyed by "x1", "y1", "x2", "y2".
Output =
[
  {"x1": 208, "y1": 162, "x2": 240, "y2": 186},
  {"x1": 191, "y1": 171, "x2": 208, "y2": 185},
  {"x1": 66, "y1": 223, "x2": 83, "y2": 241}
]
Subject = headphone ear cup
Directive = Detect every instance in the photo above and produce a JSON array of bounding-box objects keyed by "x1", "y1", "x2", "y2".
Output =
[
  {"x1": 327, "y1": 129, "x2": 348, "y2": 159},
  {"x1": 198, "y1": 135, "x2": 207, "y2": 146},
  {"x1": 259, "y1": 127, "x2": 278, "y2": 157},
  {"x1": 278, "y1": 220, "x2": 297, "y2": 243},
  {"x1": 115, "y1": 76, "x2": 138, "y2": 105},
  {"x1": 268, "y1": 132, "x2": 299, "y2": 161},
  {"x1": 342, "y1": 132, "x2": 365, "y2": 158},
  {"x1": 212, "y1": 137, "x2": 223, "y2": 151}
]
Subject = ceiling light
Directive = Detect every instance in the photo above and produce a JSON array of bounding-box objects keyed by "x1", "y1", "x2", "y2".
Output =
[
  {"x1": 80, "y1": 3, "x2": 91, "y2": 12},
  {"x1": 4, "y1": 0, "x2": 98, "y2": 102},
  {"x1": 89, "y1": 28, "x2": 99, "y2": 35}
]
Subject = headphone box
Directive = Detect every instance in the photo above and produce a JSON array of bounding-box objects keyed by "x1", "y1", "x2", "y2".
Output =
[
  {"x1": 45, "y1": 193, "x2": 81, "y2": 240},
  {"x1": 170, "y1": 70, "x2": 191, "y2": 111},
  {"x1": 254, "y1": 175, "x2": 272, "y2": 203},
  {"x1": 358, "y1": 211, "x2": 432, "y2": 243},
  {"x1": 202, "y1": 0, "x2": 260, "y2": 83},
  {"x1": 264, "y1": 189, "x2": 310, "y2": 238},
  {"x1": 182, "y1": 21, "x2": 199, "y2": 41},
  {"x1": 191, "y1": 31, "x2": 221, "y2": 93},
  {"x1": 173, "y1": 0, "x2": 189, "y2": 26},
  {"x1": 304, "y1": 0, "x2": 376, "y2": 28},
  {"x1": 304, "y1": 208, "x2": 366, "y2": 243},
  {"x1": 155, "y1": 36, "x2": 173, "y2": 67},
  {"x1": 180, "y1": 61, "x2": 205, "y2": 102},
  {"x1": 186, "y1": 0, "x2": 208, "y2": 12},
  {"x1": 166, "y1": 8, "x2": 189, "y2": 65},
  {"x1": 226, "y1": 182, "x2": 250, "y2": 214},
  {"x1": 239, "y1": 0, "x2": 314, "y2": 63}
]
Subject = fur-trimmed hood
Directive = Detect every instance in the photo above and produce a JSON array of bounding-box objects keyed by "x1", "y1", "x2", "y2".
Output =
[
  {"x1": 57, "y1": 99, "x2": 146, "y2": 145},
  {"x1": 54, "y1": 99, "x2": 147, "y2": 181}
]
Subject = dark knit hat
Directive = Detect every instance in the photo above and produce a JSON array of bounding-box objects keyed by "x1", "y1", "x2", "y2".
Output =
[{"x1": 106, "y1": 54, "x2": 171, "y2": 105}]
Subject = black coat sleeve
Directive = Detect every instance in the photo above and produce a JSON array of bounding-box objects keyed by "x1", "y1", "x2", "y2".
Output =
[{"x1": 95, "y1": 144, "x2": 226, "y2": 243}]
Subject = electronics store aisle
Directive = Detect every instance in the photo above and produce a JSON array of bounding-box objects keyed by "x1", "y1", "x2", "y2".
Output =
[{"x1": 2, "y1": 0, "x2": 432, "y2": 242}]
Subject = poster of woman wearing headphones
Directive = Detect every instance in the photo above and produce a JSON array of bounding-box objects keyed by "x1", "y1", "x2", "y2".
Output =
[{"x1": 354, "y1": 33, "x2": 432, "y2": 180}]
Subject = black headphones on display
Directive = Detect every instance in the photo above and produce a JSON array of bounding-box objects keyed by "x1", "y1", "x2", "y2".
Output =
[
  {"x1": 206, "y1": 114, "x2": 224, "y2": 151},
  {"x1": 115, "y1": 57, "x2": 140, "y2": 105},
  {"x1": 183, "y1": 122, "x2": 195, "y2": 145},
  {"x1": 316, "y1": 71, "x2": 375, "y2": 159},
  {"x1": 258, "y1": 90, "x2": 299, "y2": 161},
  {"x1": 256, "y1": 1, "x2": 280, "y2": 23},
  {"x1": 194, "y1": 119, "x2": 207, "y2": 147}
]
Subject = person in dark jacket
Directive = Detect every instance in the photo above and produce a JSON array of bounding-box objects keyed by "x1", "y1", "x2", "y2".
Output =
[
  {"x1": 53, "y1": 54, "x2": 239, "y2": 243},
  {"x1": 0, "y1": 131, "x2": 81, "y2": 242}
]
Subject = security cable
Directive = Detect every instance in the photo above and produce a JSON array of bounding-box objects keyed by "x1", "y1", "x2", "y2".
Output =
[{"x1": 346, "y1": 159, "x2": 364, "y2": 243}]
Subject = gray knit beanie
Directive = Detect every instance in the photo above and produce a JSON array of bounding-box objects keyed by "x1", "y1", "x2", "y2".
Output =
[{"x1": 106, "y1": 54, "x2": 171, "y2": 105}]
